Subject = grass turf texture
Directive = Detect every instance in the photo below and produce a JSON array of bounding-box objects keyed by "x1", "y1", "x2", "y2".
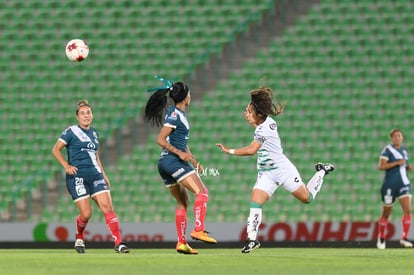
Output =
[{"x1": 0, "y1": 248, "x2": 413, "y2": 275}]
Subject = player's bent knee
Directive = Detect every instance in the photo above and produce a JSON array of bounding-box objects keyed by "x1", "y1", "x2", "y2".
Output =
[{"x1": 196, "y1": 191, "x2": 209, "y2": 203}]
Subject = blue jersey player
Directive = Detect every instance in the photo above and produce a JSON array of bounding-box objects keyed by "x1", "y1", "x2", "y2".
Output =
[
  {"x1": 377, "y1": 128, "x2": 413, "y2": 249},
  {"x1": 52, "y1": 100, "x2": 129, "y2": 254},
  {"x1": 144, "y1": 76, "x2": 217, "y2": 255}
]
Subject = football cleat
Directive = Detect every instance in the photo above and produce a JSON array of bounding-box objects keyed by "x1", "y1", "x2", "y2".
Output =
[
  {"x1": 376, "y1": 236, "x2": 386, "y2": 249},
  {"x1": 400, "y1": 239, "x2": 413, "y2": 248},
  {"x1": 176, "y1": 242, "x2": 198, "y2": 255},
  {"x1": 190, "y1": 230, "x2": 217, "y2": 244},
  {"x1": 74, "y1": 239, "x2": 86, "y2": 254},
  {"x1": 241, "y1": 239, "x2": 261, "y2": 254},
  {"x1": 114, "y1": 242, "x2": 130, "y2": 253},
  {"x1": 315, "y1": 163, "x2": 335, "y2": 175}
]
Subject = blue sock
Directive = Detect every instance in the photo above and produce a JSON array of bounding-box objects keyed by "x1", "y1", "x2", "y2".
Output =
[{"x1": 308, "y1": 193, "x2": 314, "y2": 203}]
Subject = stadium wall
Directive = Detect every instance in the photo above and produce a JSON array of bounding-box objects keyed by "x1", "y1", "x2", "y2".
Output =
[{"x1": 0, "y1": 221, "x2": 407, "y2": 249}]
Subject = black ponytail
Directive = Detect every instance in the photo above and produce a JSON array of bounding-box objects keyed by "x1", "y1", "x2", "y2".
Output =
[
  {"x1": 144, "y1": 89, "x2": 169, "y2": 127},
  {"x1": 144, "y1": 80, "x2": 189, "y2": 127}
]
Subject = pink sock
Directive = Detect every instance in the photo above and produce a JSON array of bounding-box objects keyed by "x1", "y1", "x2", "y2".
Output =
[
  {"x1": 378, "y1": 216, "x2": 388, "y2": 239},
  {"x1": 75, "y1": 215, "x2": 88, "y2": 240},
  {"x1": 194, "y1": 192, "x2": 209, "y2": 232},
  {"x1": 402, "y1": 214, "x2": 412, "y2": 239},
  {"x1": 104, "y1": 211, "x2": 122, "y2": 245},
  {"x1": 175, "y1": 209, "x2": 187, "y2": 243}
]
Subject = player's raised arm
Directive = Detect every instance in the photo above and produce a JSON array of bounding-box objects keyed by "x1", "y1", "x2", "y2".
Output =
[{"x1": 216, "y1": 140, "x2": 261, "y2": 156}]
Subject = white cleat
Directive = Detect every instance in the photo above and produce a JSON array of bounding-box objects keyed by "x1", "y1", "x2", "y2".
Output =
[
  {"x1": 74, "y1": 239, "x2": 86, "y2": 253},
  {"x1": 400, "y1": 239, "x2": 413, "y2": 248},
  {"x1": 377, "y1": 236, "x2": 386, "y2": 249}
]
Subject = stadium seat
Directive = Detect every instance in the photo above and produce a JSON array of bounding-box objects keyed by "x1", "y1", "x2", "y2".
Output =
[{"x1": 3, "y1": 0, "x2": 414, "y2": 224}]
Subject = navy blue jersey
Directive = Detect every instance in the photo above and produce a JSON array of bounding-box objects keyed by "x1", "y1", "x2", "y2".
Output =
[
  {"x1": 59, "y1": 125, "x2": 102, "y2": 176},
  {"x1": 161, "y1": 106, "x2": 189, "y2": 157},
  {"x1": 380, "y1": 144, "x2": 410, "y2": 185}
]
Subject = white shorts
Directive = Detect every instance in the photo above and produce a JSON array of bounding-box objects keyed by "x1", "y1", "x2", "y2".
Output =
[{"x1": 253, "y1": 161, "x2": 303, "y2": 196}]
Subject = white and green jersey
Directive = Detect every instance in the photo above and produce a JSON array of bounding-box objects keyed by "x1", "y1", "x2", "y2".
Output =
[{"x1": 254, "y1": 116, "x2": 288, "y2": 171}]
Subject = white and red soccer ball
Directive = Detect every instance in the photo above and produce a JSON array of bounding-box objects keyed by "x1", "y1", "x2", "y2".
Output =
[{"x1": 65, "y1": 39, "x2": 89, "y2": 62}]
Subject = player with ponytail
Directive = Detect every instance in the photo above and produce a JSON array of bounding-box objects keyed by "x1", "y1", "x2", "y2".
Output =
[{"x1": 144, "y1": 76, "x2": 217, "y2": 255}]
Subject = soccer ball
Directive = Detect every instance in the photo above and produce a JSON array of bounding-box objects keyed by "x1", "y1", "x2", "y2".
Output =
[{"x1": 65, "y1": 39, "x2": 89, "y2": 62}]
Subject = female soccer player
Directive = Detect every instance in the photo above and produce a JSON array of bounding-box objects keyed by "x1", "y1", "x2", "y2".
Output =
[
  {"x1": 377, "y1": 128, "x2": 413, "y2": 249},
  {"x1": 216, "y1": 86, "x2": 334, "y2": 253},
  {"x1": 144, "y1": 76, "x2": 217, "y2": 255},
  {"x1": 52, "y1": 100, "x2": 129, "y2": 254}
]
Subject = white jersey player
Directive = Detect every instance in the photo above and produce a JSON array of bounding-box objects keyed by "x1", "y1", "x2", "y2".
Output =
[{"x1": 216, "y1": 86, "x2": 335, "y2": 254}]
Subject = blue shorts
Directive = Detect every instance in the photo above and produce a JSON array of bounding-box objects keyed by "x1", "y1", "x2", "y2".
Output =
[
  {"x1": 66, "y1": 173, "x2": 109, "y2": 202},
  {"x1": 381, "y1": 180, "x2": 411, "y2": 205},
  {"x1": 158, "y1": 154, "x2": 195, "y2": 186}
]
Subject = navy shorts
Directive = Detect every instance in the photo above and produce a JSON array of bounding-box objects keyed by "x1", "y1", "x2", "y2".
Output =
[
  {"x1": 158, "y1": 155, "x2": 195, "y2": 186},
  {"x1": 381, "y1": 181, "x2": 411, "y2": 205},
  {"x1": 66, "y1": 173, "x2": 109, "y2": 202}
]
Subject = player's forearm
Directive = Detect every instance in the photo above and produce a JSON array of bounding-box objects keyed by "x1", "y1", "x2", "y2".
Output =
[
  {"x1": 157, "y1": 139, "x2": 182, "y2": 155},
  {"x1": 227, "y1": 147, "x2": 256, "y2": 156},
  {"x1": 379, "y1": 161, "x2": 403, "y2": 170}
]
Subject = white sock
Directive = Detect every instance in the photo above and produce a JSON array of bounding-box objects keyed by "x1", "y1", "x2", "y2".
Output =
[
  {"x1": 306, "y1": 170, "x2": 325, "y2": 201},
  {"x1": 246, "y1": 208, "x2": 262, "y2": 241}
]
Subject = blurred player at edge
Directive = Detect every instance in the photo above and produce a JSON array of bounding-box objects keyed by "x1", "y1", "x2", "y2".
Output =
[
  {"x1": 377, "y1": 128, "x2": 413, "y2": 249},
  {"x1": 52, "y1": 100, "x2": 130, "y2": 254},
  {"x1": 216, "y1": 86, "x2": 335, "y2": 253},
  {"x1": 144, "y1": 76, "x2": 217, "y2": 255}
]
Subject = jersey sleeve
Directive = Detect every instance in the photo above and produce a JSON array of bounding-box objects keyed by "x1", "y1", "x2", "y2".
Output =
[
  {"x1": 380, "y1": 147, "x2": 390, "y2": 161},
  {"x1": 164, "y1": 110, "x2": 179, "y2": 129},
  {"x1": 59, "y1": 127, "x2": 73, "y2": 145},
  {"x1": 254, "y1": 125, "x2": 266, "y2": 144}
]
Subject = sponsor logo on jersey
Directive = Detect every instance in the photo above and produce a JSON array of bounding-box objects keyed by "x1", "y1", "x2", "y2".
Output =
[
  {"x1": 93, "y1": 179, "x2": 107, "y2": 188},
  {"x1": 87, "y1": 142, "x2": 96, "y2": 149}
]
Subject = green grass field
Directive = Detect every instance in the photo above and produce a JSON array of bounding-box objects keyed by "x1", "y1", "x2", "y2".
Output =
[{"x1": 0, "y1": 248, "x2": 413, "y2": 275}]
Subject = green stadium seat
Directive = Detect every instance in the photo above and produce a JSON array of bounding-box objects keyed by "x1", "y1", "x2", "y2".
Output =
[{"x1": 3, "y1": 0, "x2": 413, "y2": 224}]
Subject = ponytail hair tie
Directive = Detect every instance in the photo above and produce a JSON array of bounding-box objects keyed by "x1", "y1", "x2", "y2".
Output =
[{"x1": 147, "y1": 75, "x2": 174, "y2": 92}]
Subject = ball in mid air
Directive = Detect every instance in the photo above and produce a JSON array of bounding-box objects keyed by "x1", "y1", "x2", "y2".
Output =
[{"x1": 65, "y1": 39, "x2": 89, "y2": 62}]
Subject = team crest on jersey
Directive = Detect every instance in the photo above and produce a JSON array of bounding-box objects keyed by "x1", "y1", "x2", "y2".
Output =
[
  {"x1": 403, "y1": 150, "x2": 408, "y2": 159},
  {"x1": 93, "y1": 131, "x2": 99, "y2": 144},
  {"x1": 269, "y1": 123, "x2": 276, "y2": 130}
]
